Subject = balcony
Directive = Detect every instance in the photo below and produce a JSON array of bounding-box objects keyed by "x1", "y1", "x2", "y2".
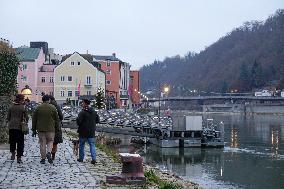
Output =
[
  {"x1": 120, "y1": 94, "x2": 129, "y2": 99},
  {"x1": 84, "y1": 83, "x2": 92, "y2": 87}
]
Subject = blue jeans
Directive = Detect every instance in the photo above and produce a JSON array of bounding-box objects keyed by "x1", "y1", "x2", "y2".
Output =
[{"x1": 79, "y1": 137, "x2": 96, "y2": 161}]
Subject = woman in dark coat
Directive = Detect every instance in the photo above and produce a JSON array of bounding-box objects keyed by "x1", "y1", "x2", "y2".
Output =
[
  {"x1": 7, "y1": 94, "x2": 29, "y2": 163},
  {"x1": 49, "y1": 95, "x2": 63, "y2": 160}
]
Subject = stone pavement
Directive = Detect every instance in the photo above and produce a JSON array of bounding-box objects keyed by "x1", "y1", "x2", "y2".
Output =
[{"x1": 0, "y1": 121, "x2": 100, "y2": 189}]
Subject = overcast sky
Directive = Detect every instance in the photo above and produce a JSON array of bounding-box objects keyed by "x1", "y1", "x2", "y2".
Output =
[{"x1": 1, "y1": 0, "x2": 283, "y2": 69}]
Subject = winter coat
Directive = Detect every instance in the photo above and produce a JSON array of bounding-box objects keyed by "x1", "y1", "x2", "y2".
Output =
[
  {"x1": 7, "y1": 103, "x2": 29, "y2": 130},
  {"x1": 32, "y1": 102, "x2": 59, "y2": 133},
  {"x1": 76, "y1": 107, "x2": 99, "y2": 138},
  {"x1": 50, "y1": 100, "x2": 63, "y2": 144}
]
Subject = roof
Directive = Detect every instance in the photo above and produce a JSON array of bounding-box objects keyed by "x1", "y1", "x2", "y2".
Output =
[
  {"x1": 16, "y1": 48, "x2": 41, "y2": 62},
  {"x1": 61, "y1": 53, "x2": 93, "y2": 63},
  {"x1": 61, "y1": 52, "x2": 105, "y2": 73},
  {"x1": 91, "y1": 61, "x2": 105, "y2": 74},
  {"x1": 93, "y1": 55, "x2": 121, "y2": 61}
]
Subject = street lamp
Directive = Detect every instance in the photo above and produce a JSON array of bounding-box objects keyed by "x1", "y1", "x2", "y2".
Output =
[
  {"x1": 164, "y1": 86, "x2": 169, "y2": 93},
  {"x1": 158, "y1": 85, "x2": 170, "y2": 126},
  {"x1": 21, "y1": 85, "x2": 32, "y2": 99}
]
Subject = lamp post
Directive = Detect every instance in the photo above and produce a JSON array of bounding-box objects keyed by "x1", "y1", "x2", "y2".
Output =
[{"x1": 158, "y1": 85, "x2": 170, "y2": 125}]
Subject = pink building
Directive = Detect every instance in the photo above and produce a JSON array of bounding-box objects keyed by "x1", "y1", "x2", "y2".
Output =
[
  {"x1": 16, "y1": 47, "x2": 46, "y2": 102},
  {"x1": 37, "y1": 64, "x2": 56, "y2": 97}
]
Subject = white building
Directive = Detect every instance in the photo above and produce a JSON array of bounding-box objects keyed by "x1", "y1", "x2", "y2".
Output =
[{"x1": 54, "y1": 52, "x2": 105, "y2": 105}]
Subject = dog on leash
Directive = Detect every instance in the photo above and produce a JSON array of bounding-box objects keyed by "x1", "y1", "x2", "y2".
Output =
[{"x1": 72, "y1": 140, "x2": 79, "y2": 156}]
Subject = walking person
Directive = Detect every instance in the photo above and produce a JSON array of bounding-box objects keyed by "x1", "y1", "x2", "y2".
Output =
[
  {"x1": 76, "y1": 99, "x2": 99, "y2": 164},
  {"x1": 49, "y1": 95, "x2": 63, "y2": 160},
  {"x1": 7, "y1": 94, "x2": 29, "y2": 163},
  {"x1": 32, "y1": 95, "x2": 59, "y2": 164}
]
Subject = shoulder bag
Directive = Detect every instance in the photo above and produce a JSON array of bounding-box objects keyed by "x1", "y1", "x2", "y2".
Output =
[{"x1": 21, "y1": 113, "x2": 29, "y2": 135}]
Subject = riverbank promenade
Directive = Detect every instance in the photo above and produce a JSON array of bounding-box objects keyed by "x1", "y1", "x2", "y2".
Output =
[{"x1": 0, "y1": 132, "x2": 98, "y2": 188}]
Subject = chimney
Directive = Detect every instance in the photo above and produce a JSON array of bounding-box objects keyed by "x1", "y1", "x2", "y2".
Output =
[
  {"x1": 87, "y1": 50, "x2": 89, "y2": 54},
  {"x1": 112, "y1": 53, "x2": 116, "y2": 57}
]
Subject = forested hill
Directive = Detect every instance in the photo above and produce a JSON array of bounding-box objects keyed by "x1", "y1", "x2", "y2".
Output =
[{"x1": 140, "y1": 9, "x2": 284, "y2": 96}]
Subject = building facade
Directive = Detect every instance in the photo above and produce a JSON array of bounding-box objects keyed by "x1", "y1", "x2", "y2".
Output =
[
  {"x1": 95, "y1": 54, "x2": 130, "y2": 108},
  {"x1": 54, "y1": 52, "x2": 105, "y2": 105},
  {"x1": 37, "y1": 64, "x2": 56, "y2": 97},
  {"x1": 16, "y1": 47, "x2": 45, "y2": 102},
  {"x1": 129, "y1": 70, "x2": 140, "y2": 106}
]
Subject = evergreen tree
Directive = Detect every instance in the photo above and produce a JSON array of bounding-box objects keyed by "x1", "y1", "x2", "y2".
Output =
[
  {"x1": 0, "y1": 41, "x2": 19, "y2": 143},
  {"x1": 251, "y1": 60, "x2": 264, "y2": 88},
  {"x1": 94, "y1": 87, "x2": 106, "y2": 109},
  {"x1": 221, "y1": 82, "x2": 228, "y2": 93},
  {"x1": 239, "y1": 63, "x2": 251, "y2": 91}
]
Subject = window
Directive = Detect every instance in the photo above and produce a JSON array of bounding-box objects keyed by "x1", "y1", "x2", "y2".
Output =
[
  {"x1": 68, "y1": 76, "x2": 72, "y2": 82},
  {"x1": 61, "y1": 76, "x2": 65, "y2": 81},
  {"x1": 50, "y1": 77, "x2": 54, "y2": 83},
  {"x1": 41, "y1": 77, "x2": 46, "y2": 83},
  {"x1": 106, "y1": 80, "x2": 111, "y2": 85},
  {"x1": 22, "y1": 76, "x2": 27, "y2": 82},
  {"x1": 22, "y1": 64, "x2": 27, "y2": 70},
  {"x1": 49, "y1": 91, "x2": 54, "y2": 96},
  {"x1": 77, "y1": 62, "x2": 80, "y2": 66},
  {"x1": 87, "y1": 91, "x2": 91, "y2": 95},
  {"x1": 68, "y1": 91, "x2": 72, "y2": 97},
  {"x1": 107, "y1": 60, "x2": 111, "y2": 66},
  {"x1": 60, "y1": 91, "x2": 65, "y2": 97},
  {"x1": 106, "y1": 70, "x2": 111, "y2": 74},
  {"x1": 71, "y1": 62, "x2": 74, "y2": 66},
  {"x1": 86, "y1": 76, "x2": 91, "y2": 84},
  {"x1": 75, "y1": 91, "x2": 79, "y2": 97}
]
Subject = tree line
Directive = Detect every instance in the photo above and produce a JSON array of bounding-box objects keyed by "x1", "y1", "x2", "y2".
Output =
[{"x1": 140, "y1": 9, "x2": 284, "y2": 96}]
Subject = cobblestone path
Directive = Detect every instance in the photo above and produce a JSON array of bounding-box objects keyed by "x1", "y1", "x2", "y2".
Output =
[{"x1": 0, "y1": 121, "x2": 99, "y2": 189}]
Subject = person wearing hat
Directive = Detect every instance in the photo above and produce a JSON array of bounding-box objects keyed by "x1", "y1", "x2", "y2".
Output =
[
  {"x1": 76, "y1": 99, "x2": 99, "y2": 164},
  {"x1": 7, "y1": 94, "x2": 29, "y2": 163}
]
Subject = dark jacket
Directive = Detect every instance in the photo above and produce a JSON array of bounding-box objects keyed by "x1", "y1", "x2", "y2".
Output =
[
  {"x1": 76, "y1": 107, "x2": 99, "y2": 138},
  {"x1": 50, "y1": 100, "x2": 63, "y2": 143},
  {"x1": 50, "y1": 100, "x2": 63, "y2": 121},
  {"x1": 32, "y1": 102, "x2": 59, "y2": 132},
  {"x1": 7, "y1": 103, "x2": 29, "y2": 130}
]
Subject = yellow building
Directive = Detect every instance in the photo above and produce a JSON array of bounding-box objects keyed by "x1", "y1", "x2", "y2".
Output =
[{"x1": 54, "y1": 52, "x2": 105, "y2": 105}]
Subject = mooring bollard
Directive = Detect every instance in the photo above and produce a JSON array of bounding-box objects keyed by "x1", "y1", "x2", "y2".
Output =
[{"x1": 106, "y1": 153, "x2": 145, "y2": 185}]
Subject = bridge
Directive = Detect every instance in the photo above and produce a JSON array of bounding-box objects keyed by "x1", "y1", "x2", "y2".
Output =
[{"x1": 143, "y1": 95, "x2": 284, "y2": 103}]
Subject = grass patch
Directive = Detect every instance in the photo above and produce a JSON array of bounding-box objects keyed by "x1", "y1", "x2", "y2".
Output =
[
  {"x1": 96, "y1": 142, "x2": 120, "y2": 163},
  {"x1": 144, "y1": 170, "x2": 182, "y2": 189}
]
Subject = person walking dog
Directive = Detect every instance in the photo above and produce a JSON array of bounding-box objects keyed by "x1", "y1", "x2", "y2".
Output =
[
  {"x1": 32, "y1": 95, "x2": 59, "y2": 164},
  {"x1": 76, "y1": 99, "x2": 99, "y2": 164},
  {"x1": 49, "y1": 95, "x2": 63, "y2": 160},
  {"x1": 7, "y1": 94, "x2": 29, "y2": 163}
]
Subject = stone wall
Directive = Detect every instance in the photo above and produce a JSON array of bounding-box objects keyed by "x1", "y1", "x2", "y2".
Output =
[{"x1": 0, "y1": 96, "x2": 11, "y2": 143}]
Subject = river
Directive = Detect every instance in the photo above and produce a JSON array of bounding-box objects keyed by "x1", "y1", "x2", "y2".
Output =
[{"x1": 110, "y1": 113, "x2": 284, "y2": 189}]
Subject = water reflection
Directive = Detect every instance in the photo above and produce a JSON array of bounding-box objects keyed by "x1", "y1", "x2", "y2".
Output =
[
  {"x1": 139, "y1": 114, "x2": 284, "y2": 189},
  {"x1": 110, "y1": 114, "x2": 284, "y2": 189},
  {"x1": 230, "y1": 128, "x2": 238, "y2": 148},
  {"x1": 271, "y1": 129, "x2": 279, "y2": 155}
]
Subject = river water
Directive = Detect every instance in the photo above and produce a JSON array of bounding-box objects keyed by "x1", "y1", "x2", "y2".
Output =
[{"x1": 110, "y1": 113, "x2": 284, "y2": 189}]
